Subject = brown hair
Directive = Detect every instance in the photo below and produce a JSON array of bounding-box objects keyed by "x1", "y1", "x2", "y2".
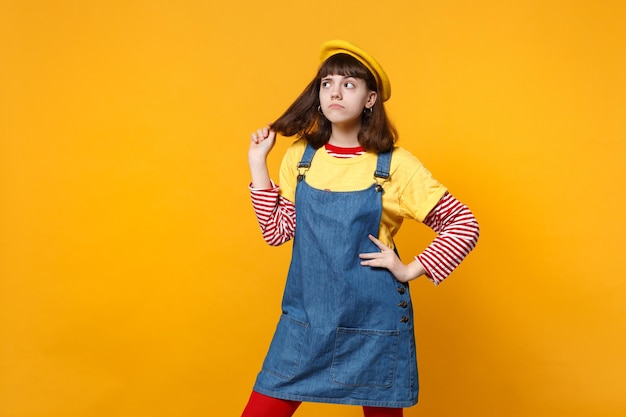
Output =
[{"x1": 271, "y1": 54, "x2": 398, "y2": 152}]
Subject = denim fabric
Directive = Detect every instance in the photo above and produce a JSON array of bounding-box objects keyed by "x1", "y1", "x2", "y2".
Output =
[{"x1": 254, "y1": 144, "x2": 419, "y2": 408}]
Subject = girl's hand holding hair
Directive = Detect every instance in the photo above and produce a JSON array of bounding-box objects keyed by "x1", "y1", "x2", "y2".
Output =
[
  {"x1": 359, "y1": 234, "x2": 426, "y2": 283},
  {"x1": 248, "y1": 125, "x2": 275, "y2": 190},
  {"x1": 249, "y1": 125, "x2": 276, "y2": 160}
]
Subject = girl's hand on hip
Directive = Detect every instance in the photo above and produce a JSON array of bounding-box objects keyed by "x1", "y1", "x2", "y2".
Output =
[{"x1": 359, "y1": 234, "x2": 425, "y2": 283}]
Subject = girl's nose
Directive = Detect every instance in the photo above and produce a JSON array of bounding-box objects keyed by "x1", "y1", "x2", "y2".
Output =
[{"x1": 330, "y1": 86, "x2": 342, "y2": 99}]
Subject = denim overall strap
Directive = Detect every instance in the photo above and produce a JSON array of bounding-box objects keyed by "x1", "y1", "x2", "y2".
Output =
[
  {"x1": 297, "y1": 142, "x2": 317, "y2": 168},
  {"x1": 374, "y1": 148, "x2": 392, "y2": 192},
  {"x1": 298, "y1": 143, "x2": 392, "y2": 183},
  {"x1": 296, "y1": 142, "x2": 317, "y2": 182},
  {"x1": 374, "y1": 149, "x2": 392, "y2": 180}
]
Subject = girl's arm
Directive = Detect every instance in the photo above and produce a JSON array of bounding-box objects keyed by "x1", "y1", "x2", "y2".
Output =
[
  {"x1": 417, "y1": 192, "x2": 480, "y2": 284},
  {"x1": 248, "y1": 125, "x2": 297, "y2": 246},
  {"x1": 360, "y1": 192, "x2": 479, "y2": 284},
  {"x1": 249, "y1": 185, "x2": 296, "y2": 246}
]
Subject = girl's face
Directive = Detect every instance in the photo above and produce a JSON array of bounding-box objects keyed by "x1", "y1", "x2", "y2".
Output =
[{"x1": 319, "y1": 74, "x2": 377, "y2": 127}]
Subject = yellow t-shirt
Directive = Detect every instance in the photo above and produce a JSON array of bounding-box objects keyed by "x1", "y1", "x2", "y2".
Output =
[{"x1": 279, "y1": 139, "x2": 448, "y2": 250}]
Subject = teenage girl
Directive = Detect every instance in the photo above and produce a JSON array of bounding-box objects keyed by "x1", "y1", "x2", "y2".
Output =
[{"x1": 242, "y1": 40, "x2": 480, "y2": 417}]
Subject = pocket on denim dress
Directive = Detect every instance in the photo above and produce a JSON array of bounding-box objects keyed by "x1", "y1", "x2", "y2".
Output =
[
  {"x1": 331, "y1": 327, "x2": 399, "y2": 388},
  {"x1": 262, "y1": 315, "x2": 309, "y2": 380}
]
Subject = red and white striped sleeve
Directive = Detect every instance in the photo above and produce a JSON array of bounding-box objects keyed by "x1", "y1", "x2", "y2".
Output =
[
  {"x1": 249, "y1": 181, "x2": 296, "y2": 246},
  {"x1": 417, "y1": 192, "x2": 480, "y2": 285}
]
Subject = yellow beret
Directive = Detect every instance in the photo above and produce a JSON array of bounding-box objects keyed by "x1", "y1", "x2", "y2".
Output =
[{"x1": 320, "y1": 40, "x2": 391, "y2": 102}]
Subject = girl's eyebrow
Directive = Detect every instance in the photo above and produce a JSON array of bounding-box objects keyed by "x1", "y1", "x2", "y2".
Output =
[{"x1": 321, "y1": 75, "x2": 357, "y2": 80}]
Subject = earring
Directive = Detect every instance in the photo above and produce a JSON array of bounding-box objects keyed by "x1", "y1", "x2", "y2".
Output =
[
  {"x1": 363, "y1": 107, "x2": 373, "y2": 115},
  {"x1": 317, "y1": 105, "x2": 323, "y2": 115}
]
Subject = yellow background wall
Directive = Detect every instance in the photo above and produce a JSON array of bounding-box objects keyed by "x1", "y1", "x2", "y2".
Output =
[{"x1": 1, "y1": 1, "x2": 624, "y2": 416}]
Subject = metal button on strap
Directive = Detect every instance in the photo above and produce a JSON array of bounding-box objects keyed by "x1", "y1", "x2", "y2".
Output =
[
  {"x1": 400, "y1": 316, "x2": 409, "y2": 323},
  {"x1": 396, "y1": 287, "x2": 405, "y2": 294},
  {"x1": 397, "y1": 301, "x2": 408, "y2": 308}
]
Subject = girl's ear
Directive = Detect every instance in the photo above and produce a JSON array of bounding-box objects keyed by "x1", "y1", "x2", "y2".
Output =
[{"x1": 366, "y1": 91, "x2": 378, "y2": 109}]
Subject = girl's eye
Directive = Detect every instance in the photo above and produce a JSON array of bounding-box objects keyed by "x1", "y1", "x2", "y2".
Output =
[
  {"x1": 345, "y1": 82, "x2": 355, "y2": 88},
  {"x1": 321, "y1": 81, "x2": 331, "y2": 88}
]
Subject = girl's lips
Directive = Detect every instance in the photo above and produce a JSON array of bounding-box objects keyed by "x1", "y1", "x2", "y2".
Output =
[{"x1": 328, "y1": 104, "x2": 343, "y2": 109}]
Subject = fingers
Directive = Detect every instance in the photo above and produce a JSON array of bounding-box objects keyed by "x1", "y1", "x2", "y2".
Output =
[
  {"x1": 251, "y1": 124, "x2": 274, "y2": 144},
  {"x1": 359, "y1": 235, "x2": 393, "y2": 261},
  {"x1": 359, "y1": 250, "x2": 391, "y2": 261},
  {"x1": 359, "y1": 250, "x2": 397, "y2": 275},
  {"x1": 359, "y1": 234, "x2": 397, "y2": 269},
  {"x1": 358, "y1": 238, "x2": 408, "y2": 281},
  {"x1": 250, "y1": 129, "x2": 265, "y2": 144},
  {"x1": 367, "y1": 234, "x2": 391, "y2": 252}
]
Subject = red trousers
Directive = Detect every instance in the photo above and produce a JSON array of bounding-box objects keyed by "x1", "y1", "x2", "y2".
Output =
[{"x1": 241, "y1": 391, "x2": 403, "y2": 417}]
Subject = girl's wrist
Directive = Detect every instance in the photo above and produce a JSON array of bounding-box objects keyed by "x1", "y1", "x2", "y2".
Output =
[
  {"x1": 248, "y1": 154, "x2": 268, "y2": 168},
  {"x1": 404, "y1": 259, "x2": 426, "y2": 282}
]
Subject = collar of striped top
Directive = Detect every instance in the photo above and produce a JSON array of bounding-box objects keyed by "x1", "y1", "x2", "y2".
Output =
[{"x1": 324, "y1": 142, "x2": 364, "y2": 155}]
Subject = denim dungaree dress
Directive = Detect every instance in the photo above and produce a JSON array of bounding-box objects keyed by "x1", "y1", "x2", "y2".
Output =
[{"x1": 254, "y1": 143, "x2": 419, "y2": 408}]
